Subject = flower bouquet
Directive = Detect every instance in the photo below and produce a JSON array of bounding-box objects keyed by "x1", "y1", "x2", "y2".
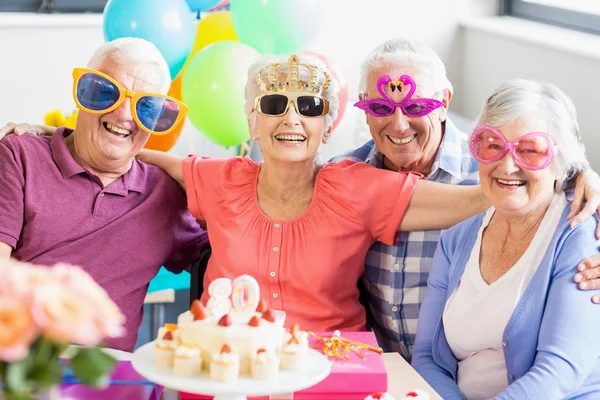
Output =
[{"x1": 0, "y1": 259, "x2": 126, "y2": 400}]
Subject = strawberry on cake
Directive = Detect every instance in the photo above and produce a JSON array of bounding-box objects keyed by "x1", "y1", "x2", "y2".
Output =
[
  {"x1": 210, "y1": 344, "x2": 240, "y2": 381},
  {"x1": 153, "y1": 274, "x2": 310, "y2": 381},
  {"x1": 280, "y1": 323, "x2": 309, "y2": 371}
]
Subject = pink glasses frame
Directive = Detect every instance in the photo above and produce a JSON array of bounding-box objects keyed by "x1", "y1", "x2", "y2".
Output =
[
  {"x1": 353, "y1": 75, "x2": 444, "y2": 117},
  {"x1": 470, "y1": 124, "x2": 560, "y2": 170}
]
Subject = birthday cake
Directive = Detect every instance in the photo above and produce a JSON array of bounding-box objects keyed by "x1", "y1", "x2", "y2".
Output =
[{"x1": 154, "y1": 275, "x2": 309, "y2": 380}]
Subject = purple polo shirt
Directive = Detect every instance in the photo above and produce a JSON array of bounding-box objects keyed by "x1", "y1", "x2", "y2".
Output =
[{"x1": 0, "y1": 128, "x2": 209, "y2": 351}]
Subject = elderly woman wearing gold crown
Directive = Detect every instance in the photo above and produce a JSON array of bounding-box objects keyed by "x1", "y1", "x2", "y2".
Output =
[{"x1": 137, "y1": 53, "x2": 488, "y2": 332}]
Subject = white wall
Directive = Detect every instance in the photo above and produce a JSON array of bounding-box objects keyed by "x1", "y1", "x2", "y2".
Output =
[
  {"x1": 309, "y1": 0, "x2": 498, "y2": 160},
  {"x1": 0, "y1": 0, "x2": 496, "y2": 159},
  {"x1": 453, "y1": 17, "x2": 600, "y2": 171}
]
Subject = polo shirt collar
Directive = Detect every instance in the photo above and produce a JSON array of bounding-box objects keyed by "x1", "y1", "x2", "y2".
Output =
[{"x1": 50, "y1": 127, "x2": 145, "y2": 195}]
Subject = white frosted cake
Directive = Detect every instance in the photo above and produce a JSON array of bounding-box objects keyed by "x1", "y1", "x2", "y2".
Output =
[
  {"x1": 154, "y1": 275, "x2": 307, "y2": 380},
  {"x1": 176, "y1": 305, "x2": 285, "y2": 374}
]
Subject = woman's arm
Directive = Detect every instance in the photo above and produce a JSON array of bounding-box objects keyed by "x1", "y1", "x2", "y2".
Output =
[
  {"x1": 399, "y1": 180, "x2": 488, "y2": 231},
  {"x1": 137, "y1": 149, "x2": 185, "y2": 189},
  {"x1": 412, "y1": 233, "x2": 465, "y2": 399},
  {"x1": 0, "y1": 243, "x2": 11, "y2": 260},
  {"x1": 495, "y1": 223, "x2": 600, "y2": 400}
]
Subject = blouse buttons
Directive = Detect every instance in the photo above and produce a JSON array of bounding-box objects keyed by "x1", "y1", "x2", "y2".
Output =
[
  {"x1": 273, "y1": 247, "x2": 279, "y2": 252},
  {"x1": 502, "y1": 340, "x2": 508, "y2": 347},
  {"x1": 274, "y1": 223, "x2": 280, "y2": 228},
  {"x1": 270, "y1": 271, "x2": 276, "y2": 277},
  {"x1": 272, "y1": 293, "x2": 279, "y2": 299}
]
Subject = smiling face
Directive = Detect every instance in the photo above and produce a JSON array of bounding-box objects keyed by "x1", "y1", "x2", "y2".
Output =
[
  {"x1": 478, "y1": 115, "x2": 558, "y2": 218},
  {"x1": 73, "y1": 60, "x2": 164, "y2": 171},
  {"x1": 364, "y1": 65, "x2": 450, "y2": 173},
  {"x1": 252, "y1": 92, "x2": 328, "y2": 165}
]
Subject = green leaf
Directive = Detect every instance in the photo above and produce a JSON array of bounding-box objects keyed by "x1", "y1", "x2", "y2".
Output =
[
  {"x1": 5, "y1": 391, "x2": 32, "y2": 400},
  {"x1": 5, "y1": 359, "x2": 29, "y2": 392},
  {"x1": 69, "y1": 347, "x2": 117, "y2": 387},
  {"x1": 27, "y1": 361, "x2": 62, "y2": 388}
]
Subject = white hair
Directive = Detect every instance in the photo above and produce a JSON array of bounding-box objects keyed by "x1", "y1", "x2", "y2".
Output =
[
  {"x1": 476, "y1": 78, "x2": 589, "y2": 191},
  {"x1": 87, "y1": 37, "x2": 171, "y2": 93},
  {"x1": 359, "y1": 37, "x2": 453, "y2": 96},
  {"x1": 244, "y1": 53, "x2": 340, "y2": 133}
]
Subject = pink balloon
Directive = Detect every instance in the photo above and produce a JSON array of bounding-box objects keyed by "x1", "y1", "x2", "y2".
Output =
[
  {"x1": 211, "y1": 0, "x2": 230, "y2": 9},
  {"x1": 301, "y1": 51, "x2": 348, "y2": 132}
]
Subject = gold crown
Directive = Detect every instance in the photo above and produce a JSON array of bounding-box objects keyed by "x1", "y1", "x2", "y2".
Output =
[{"x1": 256, "y1": 54, "x2": 331, "y2": 95}]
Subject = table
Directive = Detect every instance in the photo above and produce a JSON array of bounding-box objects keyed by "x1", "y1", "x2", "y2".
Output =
[
  {"x1": 108, "y1": 350, "x2": 442, "y2": 400},
  {"x1": 383, "y1": 353, "x2": 442, "y2": 400},
  {"x1": 163, "y1": 352, "x2": 443, "y2": 400}
]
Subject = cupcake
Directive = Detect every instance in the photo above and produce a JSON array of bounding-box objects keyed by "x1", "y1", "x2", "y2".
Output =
[
  {"x1": 173, "y1": 345, "x2": 203, "y2": 376},
  {"x1": 364, "y1": 392, "x2": 396, "y2": 400},
  {"x1": 400, "y1": 390, "x2": 429, "y2": 400},
  {"x1": 210, "y1": 344, "x2": 240, "y2": 381},
  {"x1": 154, "y1": 326, "x2": 178, "y2": 367},
  {"x1": 250, "y1": 348, "x2": 279, "y2": 380},
  {"x1": 279, "y1": 324, "x2": 308, "y2": 371}
]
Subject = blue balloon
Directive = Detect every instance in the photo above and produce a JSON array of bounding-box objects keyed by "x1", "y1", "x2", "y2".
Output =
[
  {"x1": 103, "y1": 0, "x2": 195, "y2": 79},
  {"x1": 186, "y1": 0, "x2": 222, "y2": 11}
]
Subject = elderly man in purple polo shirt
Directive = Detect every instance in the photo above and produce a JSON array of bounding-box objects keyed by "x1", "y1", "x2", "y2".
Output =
[{"x1": 0, "y1": 38, "x2": 209, "y2": 352}]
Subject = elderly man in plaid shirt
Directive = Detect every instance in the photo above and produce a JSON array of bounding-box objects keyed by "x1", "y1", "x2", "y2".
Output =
[{"x1": 332, "y1": 38, "x2": 600, "y2": 361}]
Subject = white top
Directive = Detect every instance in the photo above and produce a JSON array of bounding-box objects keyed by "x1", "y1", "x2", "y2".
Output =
[{"x1": 443, "y1": 193, "x2": 566, "y2": 400}]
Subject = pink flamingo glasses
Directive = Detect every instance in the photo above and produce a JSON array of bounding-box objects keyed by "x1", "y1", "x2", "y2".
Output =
[
  {"x1": 353, "y1": 75, "x2": 445, "y2": 117},
  {"x1": 470, "y1": 124, "x2": 560, "y2": 170}
]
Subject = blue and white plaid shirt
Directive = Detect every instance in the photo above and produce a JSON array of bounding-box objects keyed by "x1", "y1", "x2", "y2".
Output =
[{"x1": 331, "y1": 119, "x2": 480, "y2": 360}]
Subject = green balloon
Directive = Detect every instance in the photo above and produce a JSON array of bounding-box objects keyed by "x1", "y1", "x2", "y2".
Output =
[
  {"x1": 230, "y1": 0, "x2": 325, "y2": 54},
  {"x1": 182, "y1": 41, "x2": 260, "y2": 147}
]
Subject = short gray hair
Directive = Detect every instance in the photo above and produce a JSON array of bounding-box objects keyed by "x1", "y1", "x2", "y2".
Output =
[
  {"x1": 359, "y1": 37, "x2": 453, "y2": 96},
  {"x1": 244, "y1": 53, "x2": 339, "y2": 132},
  {"x1": 87, "y1": 37, "x2": 171, "y2": 93},
  {"x1": 476, "y1": 78, "x2": 589, "y2": 191}
]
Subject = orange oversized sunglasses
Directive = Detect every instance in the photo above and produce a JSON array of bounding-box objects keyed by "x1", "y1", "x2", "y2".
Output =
[{"x1": 72, "y1": 68, "x2": 188, "y2": 136}]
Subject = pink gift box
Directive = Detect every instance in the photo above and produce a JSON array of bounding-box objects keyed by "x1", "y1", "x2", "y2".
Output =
[{"x1": 181, "y1": 331, "x2": 386, "y2": 400}]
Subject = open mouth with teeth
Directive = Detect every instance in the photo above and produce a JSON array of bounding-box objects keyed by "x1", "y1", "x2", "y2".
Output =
[
  {"x1": 275, "y1": 134, "x2": 306, "y2": 143},
  {"x1": 387, "y1": 133, "x2": 417, "y2": 145},
  {"x1": 496, "y1": 178, "x2": 527, "y2": 187},
  {"x1": 103, "y1": 122, "x2": 132, "y2": 138}
]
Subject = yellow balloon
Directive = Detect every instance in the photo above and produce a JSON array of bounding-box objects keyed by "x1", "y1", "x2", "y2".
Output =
[
  {"x1": 193, "y1": 11, "x2": 238, "y2": 54},
  {"x1": 43, "y1": 109, "x2": 63, "y2": 127},
  {"x1": 44, "y1": 108, "x2": 78, "y2": 129},
  {"x1": 179, "y1": 11, "x2": 238, "y2": 78},
  {"x1": 64, "y1": 110, "x2": 79, "y2": 129}
]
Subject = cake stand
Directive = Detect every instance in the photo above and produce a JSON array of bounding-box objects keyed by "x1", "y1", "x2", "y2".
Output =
[{"x1": 131, "y1": 341, "x2": 332, "y2": 400}]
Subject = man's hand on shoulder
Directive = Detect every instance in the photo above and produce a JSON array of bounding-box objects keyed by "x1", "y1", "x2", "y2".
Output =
[
  {"x1": 574, "y1": 254, "x2": 600, "y2": 303},
  {"x1": 0, "y1": 122, "x2": 57, "y2": 141}
]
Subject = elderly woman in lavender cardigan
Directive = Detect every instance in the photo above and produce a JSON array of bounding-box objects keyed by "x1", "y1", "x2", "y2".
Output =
[{"x1": 412, "y1": 78, "x2": 600, "y2": 400}]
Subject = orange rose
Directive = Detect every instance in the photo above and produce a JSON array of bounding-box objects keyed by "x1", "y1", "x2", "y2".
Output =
[
  {"x1": 0, "y1": 296, "x2": 38, "y2": 361},
  {"x1": 32, "y1": 284, "x2": 103, "y2": 346},
  {"x1": 51, "y1": 264, "x2": 126, "y2": 339},
  {"x1": 1, "y1": 259, "x2": 53, "y2": 302}
]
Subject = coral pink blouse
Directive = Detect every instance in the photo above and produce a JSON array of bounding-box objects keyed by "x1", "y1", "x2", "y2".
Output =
[{"x1": 183, "y1": 156, "x2": 419, "y2": 332}]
